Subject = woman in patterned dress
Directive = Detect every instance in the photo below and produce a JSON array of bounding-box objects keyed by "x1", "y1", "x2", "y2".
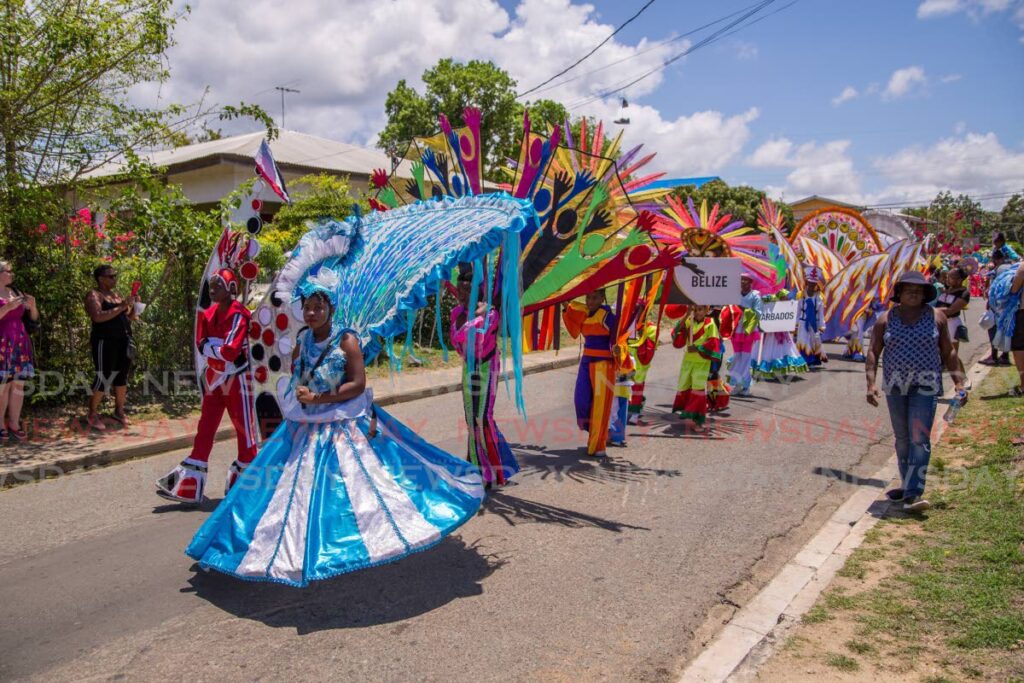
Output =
[{"x1": 0, "y1": 260, "x2": 39, "y2": 441}]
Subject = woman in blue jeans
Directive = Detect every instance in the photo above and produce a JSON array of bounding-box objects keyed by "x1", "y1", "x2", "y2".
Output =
[{"x1": 865, "y1": 271, "x2": 966, "y2": 512}]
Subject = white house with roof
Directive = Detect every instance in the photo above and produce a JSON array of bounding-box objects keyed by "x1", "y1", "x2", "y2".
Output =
[{"x1": 73, "y1": 130, "x2": 414, "y2": 211}]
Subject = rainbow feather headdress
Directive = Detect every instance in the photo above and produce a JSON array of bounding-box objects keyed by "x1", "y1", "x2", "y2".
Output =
[{"x1": 650, "y1": 196, "x2": 774, "y2": 289}]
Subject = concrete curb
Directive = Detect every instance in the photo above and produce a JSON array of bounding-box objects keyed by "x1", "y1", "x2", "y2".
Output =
[
  {"x1": 1, "y1": 355, "x2": 579, "y2": 488},
  {"x1": 679, "y1": 359, "x2": 992, "y2": 683}
]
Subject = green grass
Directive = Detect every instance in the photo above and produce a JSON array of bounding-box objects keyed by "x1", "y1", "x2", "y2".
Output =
[
  {"x1": 822, "y1": 367, "x2": 1024, "y2": 679},
  {"x1": 824, "y1": 652, "x2": 860, "y2": 672},
  {"x1": 802, "y1": 604, "x2": 831, "y2": 624},
  {"x1": 823, "y1": 590, "x2": 856, "y2": 611}
]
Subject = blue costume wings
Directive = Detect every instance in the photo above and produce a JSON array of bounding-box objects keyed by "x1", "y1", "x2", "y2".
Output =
[{"x1": 249, "y1": 193, "x2": 536, "y2": 430}]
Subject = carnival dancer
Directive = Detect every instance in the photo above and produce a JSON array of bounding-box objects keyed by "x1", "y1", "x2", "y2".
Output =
[
  {"x1": 707, "y1": 307, "x2": 733, "y2": 413},
  {"x1": 671, "y1": 305, "x2": 722, "y2": 429},
  {"x1": 727, "y1": 273, "x2": 762, "y2": 395},
  {"x1": 842, "y1": 313, "x2": 868, "y2": 362},
  {"x1": 157, "y1": 269, "x2": 258, "y2": 504},
  {"x1": 627, "y1": 317, "x2": 658, "y2": 424},
  {"x1": 186, "y1": 270, "x2": 484, "y2": 586},
  {"x1": 608, "y1": 369, "x2": 633, "y2": 446},
  {"x1": 754, "y1": 289, "x2": 809, "y2": 381},
  {"x1": 796, "y1": 266, "x2": 827, "y2": 367},
  {"x1": 451, "y1": 265, "x2": 519, "y2": 487},
  {"x1": 563, "y1": 289, "x2": 617, "y2": 458}
]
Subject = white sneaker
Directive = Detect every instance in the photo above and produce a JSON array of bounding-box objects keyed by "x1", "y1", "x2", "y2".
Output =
[{"x1": 902, "y1": 497, "x2": 931, "y2": 512}]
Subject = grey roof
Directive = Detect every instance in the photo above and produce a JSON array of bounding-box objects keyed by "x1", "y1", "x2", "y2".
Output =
[
  {"x1": 789, "y1": 194, "x2": 864, "y2": 210},
  {"x1": 80, "y1": 129, "x2": 415, "y2": 180}
]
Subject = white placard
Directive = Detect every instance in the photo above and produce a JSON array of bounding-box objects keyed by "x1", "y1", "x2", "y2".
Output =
[
  {"x1": 671, "y1": 257, "x2": 742, "y2": 305},
  {"x1": 759, "y1": 300, "x2": 799, "y2": 332}
]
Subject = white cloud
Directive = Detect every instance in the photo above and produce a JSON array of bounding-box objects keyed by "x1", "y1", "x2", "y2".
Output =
[
  {"x1": 735, "y1": 41, "x2": 759, "y2": 60},
  {"x1": 748, "y1": 130, "x2": 1024, "y2": 209},
  {"x1": 136, "y1": 0, "x2": 680, "y2": 144},
  {"x1": 918, "y1": 0, "x2": 969, "y2": 17},
  {"x1": 917, "y1": 0, "x2": 1024, "y2": 42},
  {"x1": 831, "y1": 86, "x2": 858, "y2": 107},
  {"x1": 941, "y1": 73, "x2": 963, "y2": 83},
  {"x1": 870, "y1": 131, "x2": 1024, "y2": 207},
  {"x1": 746, "y1": 138, "x2": 861, "y2": 199},
  {"x1": 583, "y1": 101, "x2": 760, "y2": 176},
  {"x1": 918, "y1": 0, "x2": 1013, "y2": 18},
  {"x1": 883, "y1": 66, "x2": 927, "y2": 100}
]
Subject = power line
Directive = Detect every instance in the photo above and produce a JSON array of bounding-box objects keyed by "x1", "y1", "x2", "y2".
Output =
[
  {"x1": 517, "y1": 0, "x2": 659, "y2": 99},
  {"x1": 567, "y1": 0, "x2": 781, "y2": 111},
  {"x1": 862, "y1": 190, "x2": 1022, "y2": 209},
  {"x1": 522, "y1": 1, "x2": 769, "y2": 100}
]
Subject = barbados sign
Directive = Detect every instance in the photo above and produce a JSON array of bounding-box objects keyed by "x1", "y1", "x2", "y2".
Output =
[{"x1": 759, "y1": 300, "x2": 799, "y2": 332}]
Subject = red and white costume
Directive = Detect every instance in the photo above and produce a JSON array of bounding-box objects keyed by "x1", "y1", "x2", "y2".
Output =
[{"x1": 157, "y1": 269, "x2": 258, "y2": 504}]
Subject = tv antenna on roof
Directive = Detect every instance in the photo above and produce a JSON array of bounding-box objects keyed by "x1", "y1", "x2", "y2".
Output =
[{"x1": 275, "y1": 85, "x2": 301, "y2": 129}]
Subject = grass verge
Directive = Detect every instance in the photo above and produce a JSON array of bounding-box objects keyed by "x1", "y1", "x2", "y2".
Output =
[{"x1": 756, "y1": 366, "x2": 1024, "y2": 681}]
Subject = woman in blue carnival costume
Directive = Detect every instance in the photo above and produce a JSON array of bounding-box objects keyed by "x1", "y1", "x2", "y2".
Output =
[
  {"x1": 186, "y1": 192, "x2": 531, "y2": 586},
  {"x1": 186, "y1": 275, "x2": 486, "y2": 586}
]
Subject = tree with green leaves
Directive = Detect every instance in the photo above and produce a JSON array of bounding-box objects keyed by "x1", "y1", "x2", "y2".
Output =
[
  {"x1": 378, "y1": 58, "x2": 568, "y2": 180},
  {"x1": 997, "y1": 192, "x2": 1023, "y2": 245},
  {"x1": 0, "y1": 0, "x2": 272, "y2": 257},
  {"x1": 671, "y1": 179, "x2": 794, "y2": 229},
  {"x1": 251, "y1": 173, "x2": 367, "y2": 273},
  {"x1": 901, "y1": 191, "x2": 997, "y2": 245}
]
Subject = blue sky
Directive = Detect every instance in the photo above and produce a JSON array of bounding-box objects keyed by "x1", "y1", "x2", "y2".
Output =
[
  {"x1": 152, "y1": 0, "x2": 1024, "y2": 208},
  {"x1": 515, "y1": 0, "x2": 1024, "y2": 206}
]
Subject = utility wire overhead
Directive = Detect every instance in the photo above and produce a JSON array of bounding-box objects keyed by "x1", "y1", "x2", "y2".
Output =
[
  {"x1": 523, "y1": 0, "x2": 769, "y2": 100},
  {"x1": 567, "y1": 0, "x2": 781, "y2": 111},
  {"x1": 517, "y1": 0, "x2": 659, "y2": 99}
]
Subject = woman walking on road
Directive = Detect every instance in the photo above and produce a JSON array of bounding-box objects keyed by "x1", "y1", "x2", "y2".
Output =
[{"x1": 865, "y1": 271, "x2": 966, "y2": 512}]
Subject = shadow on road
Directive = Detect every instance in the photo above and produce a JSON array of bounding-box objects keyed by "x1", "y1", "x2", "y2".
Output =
[
  {"x1": 509, "y1": 443, "x2": 681, "y2": 484},
  {"x1": 811, "y1": 466, "x2": 888, "y2": 489},
  {"x1": 634, "y1": 409, "x2": 761, "y2": 441},
  {"x1": 482, "y1": 490, "x2": 649, "y2": 532},
  {"x1": 184, "y1": 536, "x2": 502, "y2": 633}
]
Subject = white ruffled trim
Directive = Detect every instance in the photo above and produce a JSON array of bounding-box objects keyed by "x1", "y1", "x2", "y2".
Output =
[{"x1": 279, "y1": 386, "x2": 374, "y2": 423}]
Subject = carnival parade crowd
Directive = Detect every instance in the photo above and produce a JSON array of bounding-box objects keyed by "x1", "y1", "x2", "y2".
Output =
[{"x1": 3, "y1": 147, "x2": 1023, "y2": 588}]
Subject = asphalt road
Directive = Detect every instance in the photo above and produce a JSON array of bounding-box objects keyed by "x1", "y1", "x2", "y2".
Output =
[{"x1": 0, "y1": 334, "x2": 987, "y2": 682}]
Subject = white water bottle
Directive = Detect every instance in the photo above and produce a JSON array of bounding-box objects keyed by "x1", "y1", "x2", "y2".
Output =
[{"x1": 943, "y1": 390, "x2": 967, "y2": 423}]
